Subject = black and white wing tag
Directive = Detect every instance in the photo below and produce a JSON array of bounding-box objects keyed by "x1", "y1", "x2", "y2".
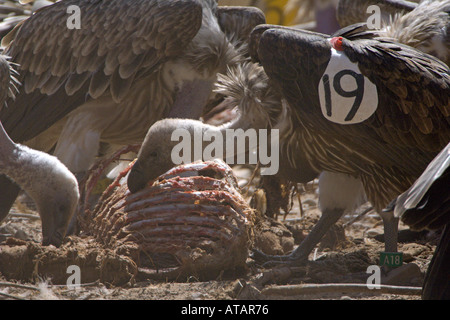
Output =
[{"x1": 318, "y1": 48, "x2": 378, "y2": 125}]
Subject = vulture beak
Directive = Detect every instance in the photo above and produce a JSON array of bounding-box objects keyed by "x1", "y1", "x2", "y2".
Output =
[
  {"x1": 40, "y1": 214, "x2": 63, "y2": 247},
  {"x1": 40, "y1": 203, "x2": 74, "y2": 247},
  {"x1": 42, "y1": 230, "x2": 64, "y2": 247},
  {"x1": 127, "y1": 160, "x2": 148, "y2": 193}
]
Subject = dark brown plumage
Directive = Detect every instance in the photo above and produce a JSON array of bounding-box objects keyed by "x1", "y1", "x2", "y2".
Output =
[{"x1": 250, "y1": 24, "x2": 450, "y2": 260}]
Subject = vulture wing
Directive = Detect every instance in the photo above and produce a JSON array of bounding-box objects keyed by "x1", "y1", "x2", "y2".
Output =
[
  {"x1": 388, "y1": 142, "x2": 449, "y2": 301},
  {"x1": 0, "y1": 0, "x2": 203, "y2": 143},
  {"x1": 391, "y1": 142, "x2": 450, "y2": 231}
]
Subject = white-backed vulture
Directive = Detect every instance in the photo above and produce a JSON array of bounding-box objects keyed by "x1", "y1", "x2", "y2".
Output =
[
  {"x1": 0, "y1": 0, "x2": 265, "y2": 225},
  {"x1": 248, "y1": 23, "x2": 449, "y2": 266},
  {"x1": 126, "y1": 56, "x2": 368, "y2": 264},
  {"x1": 0, "y1": 54, "x2": 79, "y2": 247},
  {"x1": 127, "y1": 61, "x2": 282, "y2": 192}
]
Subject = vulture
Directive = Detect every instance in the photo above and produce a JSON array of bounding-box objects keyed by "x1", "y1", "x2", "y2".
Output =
[
  {"x1": 259, "y1": 0, "x2": 449, "y2": 264},
  {"x1": 127, "y1": 61, "x2": 282, "y2": 192},
  {"x1": 0, "y1": 54, "x2": 79, "y2": 247},
  {"x1": 272, "y1": 0, "x2": 449, "y2": 264},
  {"x1": 0, "y1": 0, "x2": 266, "y2": 227},
  {"x1": 385, "y1": 142, "x2": 449, "y2": 299},
  {"x1": 248, "y1": 24, "x2": 450, "y2": 265}
]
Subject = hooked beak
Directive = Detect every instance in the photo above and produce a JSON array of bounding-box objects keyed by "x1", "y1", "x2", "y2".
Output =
[
  {"x1": 40, "y1": 216, "x2": 64, "y2": 247},
  {"x1": 127, "y1": 160, "x2": 148, "y2": 193},
  {"x1": 42, "y1": 230, "x2": 64, "y2": 247}
]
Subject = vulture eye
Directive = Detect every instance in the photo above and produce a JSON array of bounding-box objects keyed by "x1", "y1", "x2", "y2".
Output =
[{"x1": 150, "y1": 151, "x2": 158, "y2": 158}]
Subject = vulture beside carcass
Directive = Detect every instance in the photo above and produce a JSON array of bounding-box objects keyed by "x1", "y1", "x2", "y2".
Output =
[
  {"x1": 0, "y1": 0, "x2": 265, "y2": 229},
  {"x1": 127, "y1": 61, "x2": 283, "y2": 193},
  {"x1": 248, "y1": 24, "x2": 450, "y2": 266},
  {"x1": 0, "y1": 54, "x2": 79, "y2": 247},
  {"x1": 127, "y1": 53, "x2": 368, "y2": 264}
]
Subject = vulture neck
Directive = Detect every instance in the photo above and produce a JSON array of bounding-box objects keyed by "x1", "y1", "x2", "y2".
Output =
[{"x1": 183, "y1": 102, "x2": 272, "y2": 164}]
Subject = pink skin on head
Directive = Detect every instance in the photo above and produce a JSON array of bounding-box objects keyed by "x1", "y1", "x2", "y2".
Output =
[{"x1": 330, "y1": 37, "x2": 344, "y2": 51}]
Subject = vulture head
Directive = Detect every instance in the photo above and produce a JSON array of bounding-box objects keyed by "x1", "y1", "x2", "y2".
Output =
[{"x1": 127, "y1": 119, "x2": 194, "y2": 193}]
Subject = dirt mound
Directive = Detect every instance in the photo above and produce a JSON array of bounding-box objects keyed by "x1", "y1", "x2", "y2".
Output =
[{"x1": 0, "y1": 237, "x2": 137, "y2": 286}]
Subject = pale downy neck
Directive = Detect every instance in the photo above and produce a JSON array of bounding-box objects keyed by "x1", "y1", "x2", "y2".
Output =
[{"x1": 174, "y1": 96, "x2": 274, "y2": 167}]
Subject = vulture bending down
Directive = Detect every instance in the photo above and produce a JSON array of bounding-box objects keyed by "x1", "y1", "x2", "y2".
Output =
[
  {"x1": 0, "y1": 55, "x2": 79, "y2": 247},
  {"x1": 249, "y1": 24, "x2": 450, "y2": 265},
  {"x1": 128, "y1": 57, "x2": 368, "y2": 263},
  {"x1": 385, "y1": 143, "x2": 449, "y2": 299},
  {"x1": 0, "y1": 0, "x2": 265, "y2": 226},
  {"x1": 127, "y1": 62, "x2": 283, "y2": 192}
]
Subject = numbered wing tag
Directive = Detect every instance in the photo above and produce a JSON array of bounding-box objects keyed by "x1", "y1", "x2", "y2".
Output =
[{"x1": 318, "y1": 48, "x2": 378, "y2": 125}]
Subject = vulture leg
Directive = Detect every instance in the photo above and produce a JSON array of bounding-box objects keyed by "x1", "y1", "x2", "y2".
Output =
[
  {"x1": 290, "y1": 208, "x2": 345, "y2": 260},
  {"x1": 168, "y1": 79, "x2": 214, "y2": 120},
  {"x1": 379, "y1": 210, "x2": 400, "y2": 253},
  {"x1": 253, "y1": 208, "x2": 345, "y2": 267},
  {"x1": 253, "y1": 172, "x2": 366, "y2": 267},
  {"x1": 422, "y1": 224, "x2": 450, "y2": 300},
  {"x1": 261, "y1": 207, "x2": 346, "y2": 265},
  {"x1": 53, "y1": 119, "x2": 101, "y2": 175}
]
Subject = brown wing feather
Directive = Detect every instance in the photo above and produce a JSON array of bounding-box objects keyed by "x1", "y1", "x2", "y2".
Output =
[
  {"x1": 217, "y1": 6, "x2": 266, "y2": 45},
  {"x1": 1, "y1": 0, "x2": 203, "y2": 142},
  {"x1": 342, "y1": 38, "x2": 450, "y2": 154},
  {"x1": 254, "y1": 26, "x2": 449, "y2": 209},
  {"x1": 0, "y1": 55, "x2": 11, "y2": 108}
]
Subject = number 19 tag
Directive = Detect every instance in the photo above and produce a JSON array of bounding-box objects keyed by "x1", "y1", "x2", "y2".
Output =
[{"x1": 318, "y1": 48, "x2": 378, "y2": 124}]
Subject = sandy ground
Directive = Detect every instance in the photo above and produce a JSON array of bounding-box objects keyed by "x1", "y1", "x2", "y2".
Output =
[{"x1": 0, "y1": 166, "x2": 439, "y2": 301}]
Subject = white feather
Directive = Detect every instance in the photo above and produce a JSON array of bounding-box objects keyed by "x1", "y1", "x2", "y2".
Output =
[{"x1": 318, "y1": 171, "x2": 367, "y2": 213}]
